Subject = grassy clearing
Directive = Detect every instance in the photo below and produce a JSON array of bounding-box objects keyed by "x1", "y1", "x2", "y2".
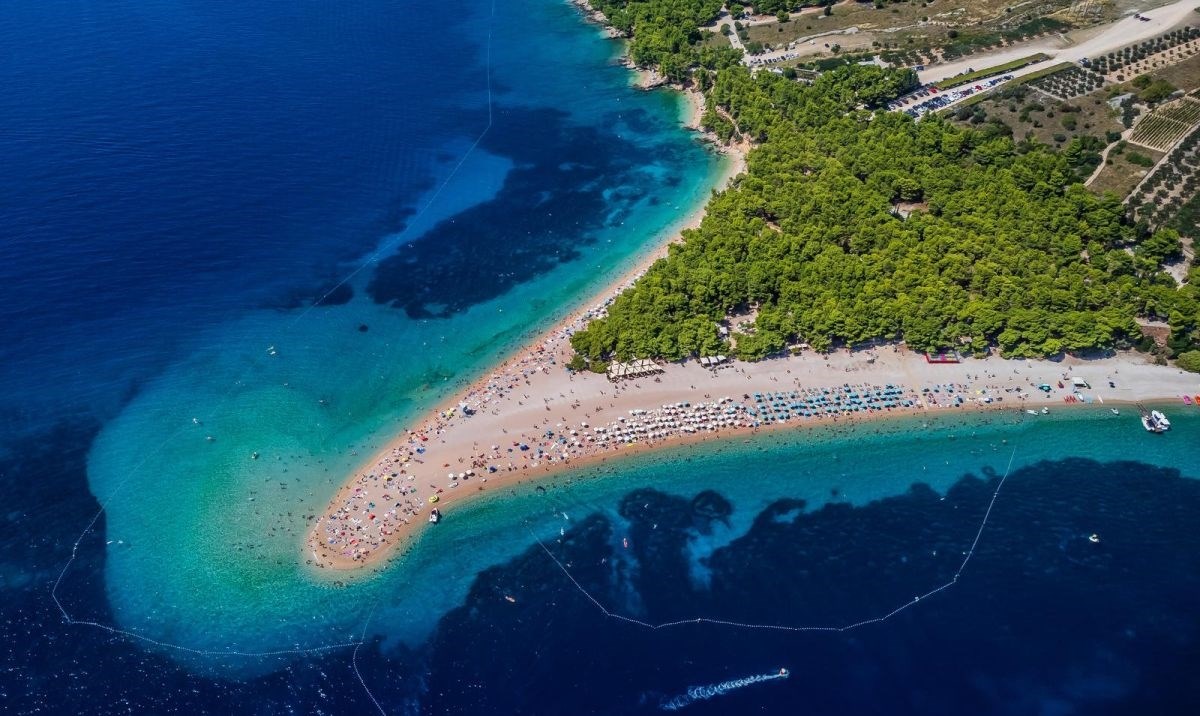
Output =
[
  {"x1": 1152, "y1": 52, "x2": 1200, "y2": 93},
  {"x1": 739, "y1": 0, "x2": 1077, "y2": 65},
  {"x1": 949, "y1": 80, "x2": 1124, "y2": 151},
  {"x1": 1090, "y1": 145, "x2": 1164, "y2": 198},
  {"x1": 938, "y1": 53, "x2": 1050, "y2": 89}
]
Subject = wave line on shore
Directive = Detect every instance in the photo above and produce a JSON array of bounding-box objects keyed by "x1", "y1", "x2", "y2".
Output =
[{"x1": 535, "y1": 448, "x2": 1018, "y2": 634}]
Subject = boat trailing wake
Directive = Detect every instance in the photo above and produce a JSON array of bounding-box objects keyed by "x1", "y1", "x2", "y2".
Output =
[{"x1": 659, "y1": 668, "x2": 790, "y2": 711}]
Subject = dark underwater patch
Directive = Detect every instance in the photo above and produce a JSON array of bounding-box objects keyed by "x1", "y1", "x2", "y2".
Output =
[
  {"x1": 367, "y1": 106, "x2": 691, "y2": 318},
  {"x1": 419, "y1": 459, "x2": 1200, "y2": 715}
]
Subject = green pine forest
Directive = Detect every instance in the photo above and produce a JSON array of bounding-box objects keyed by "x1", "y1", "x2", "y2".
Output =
[{"x1": 572, "y1": 1, "x2": 1200, "y2": 367}]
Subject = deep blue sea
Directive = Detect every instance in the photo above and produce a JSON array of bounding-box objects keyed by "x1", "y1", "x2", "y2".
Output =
[{"x1": 2, "y1": 1, "x2": 1199, "y2": 714}]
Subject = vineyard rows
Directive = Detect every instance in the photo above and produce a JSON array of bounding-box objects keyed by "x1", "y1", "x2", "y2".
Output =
[
  {"x1": 1129, "y1": 99, "x2": 1200, "y2": 152},
  {"x1": 1131, "y1": 116, "x2": 1190, "y2": 152},
  {"x1": 1159, "y1": 98, "x2": 1200, "y2": 126}
]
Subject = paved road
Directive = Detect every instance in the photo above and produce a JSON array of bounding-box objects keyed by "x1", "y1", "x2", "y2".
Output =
[
  {"x1": 900, "y1": 0, "x2": 1200, "y2": 117},
  {"x1": 729, "y1": 0, "x2": 1196, "y2": 77},
  {"x1": 918, "y1": 0, "x2": 1200, "y2": 86}
]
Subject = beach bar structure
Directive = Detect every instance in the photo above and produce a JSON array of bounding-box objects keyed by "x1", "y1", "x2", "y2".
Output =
[
  {"x1": 925, "y1": 351, "x2": 961, "y2": 364},
  {"x1": 606, "y1": 359, "x2": 664, "y2": 382}
]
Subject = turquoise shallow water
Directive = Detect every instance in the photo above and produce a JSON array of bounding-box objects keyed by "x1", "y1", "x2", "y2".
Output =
[
  {"x1": 85, "y1": 388, "x2": 1200, "y2": 670},
  {"x1": 415, "y1": 405, "x2": 1200, "y2": 714},
  {"x1": 7, "y1": 0, "x2": 1199, "y2": 710},
  {"x1": 78, "y1": 0, "x2": 727, "y2": 665},
  {"x1": 62, "y1": 0, "x2": 1200, "y2": 675},
  {"x1": 396, "y1": 403, "x2": 1200, "y2": 623}
]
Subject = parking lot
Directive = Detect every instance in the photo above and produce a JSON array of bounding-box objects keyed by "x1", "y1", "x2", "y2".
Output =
[{"x1": 888, "y1": 74, "x2": 1015, "y2": 117}]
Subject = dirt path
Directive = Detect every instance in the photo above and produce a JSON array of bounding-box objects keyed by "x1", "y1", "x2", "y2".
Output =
[{"x1": 1085, "y1": 125, "x2": 1136, "y2": 187}]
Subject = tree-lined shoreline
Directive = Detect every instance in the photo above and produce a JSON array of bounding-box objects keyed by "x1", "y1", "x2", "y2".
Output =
[{"x1": 567, "y1": 1, "x2": 1199, "y2": 368}]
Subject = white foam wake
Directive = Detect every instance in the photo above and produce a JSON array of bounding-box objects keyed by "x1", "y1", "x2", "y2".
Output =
[{"x1": 659, "y1": 668, "x2": 790, "y2": 711}]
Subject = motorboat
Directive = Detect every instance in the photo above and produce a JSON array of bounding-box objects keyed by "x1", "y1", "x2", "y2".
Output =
[
  {"x1": 429, "y1": 508, "x2": 442, "y2": 524},
  {"x1": 1152, "y1": 410, "x2": 1171, "y2": 429}
]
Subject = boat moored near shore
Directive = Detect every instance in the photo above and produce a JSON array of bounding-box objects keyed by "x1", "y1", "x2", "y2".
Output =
[{"x1": 1140, "y1": 406, "x2": 1171, "y2": 433}]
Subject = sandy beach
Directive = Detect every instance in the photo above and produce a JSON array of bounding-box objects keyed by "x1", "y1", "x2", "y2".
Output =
[
  {"x1": 303, "y1": 0, "x2": 1200, "y2": 575},
  {"x1": 307, "y1": 314, "x2": 1200, "y2": 573},
  {"x1": 305, "y1": 126, "x2": 748, "y2": 571}
]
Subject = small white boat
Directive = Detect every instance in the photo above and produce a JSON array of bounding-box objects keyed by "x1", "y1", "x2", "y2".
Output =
[
  {"x1": 1110, "y1": 408, "x2": 1120, "y2": 415},
  {"x1": 428, "y1": 508, "x2": 441, "y2": 524},
  {"x1": 1152, "y1": 410, "x2": 1171, "y2": 429},
  {"x1": 1025, "y1": 409, "x2": 1038, "y2": 416},
  {"x1": 1089, "y1": 534, "x2": 1100, "y2": 544},
  {"x1": 1041, "y1": 406, "x2": 1049, "y2": 415}
]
